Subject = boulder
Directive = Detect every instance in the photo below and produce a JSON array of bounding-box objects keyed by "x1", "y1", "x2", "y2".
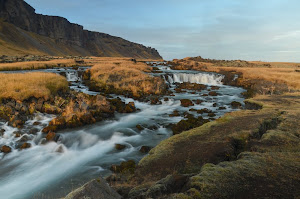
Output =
[
  {"x1": 1, "y1": 145, "x2": 12, "y2": 153},
  {"x1": 139, "y1": 146, "x2": 152, "y2": 153},
  {"x1": 180, "y1": 99, "x2": 194, "y2": 107},
  {"x1": 46, "y1": 132, "x2": 56, "y2": 141},
  {"x1": 20, "y1": 143, "x2": 31, "y2": 150},
  {"x1": 231, "y1": 101, "x2": 242, "y2": 109},
  {"x1": 65, "y1": 179, "x2": 121, "y2": 199},
  {"x1": 115, "y1": 144, "x2": 126, "y2": 151},
  {"x1": 208, "y1": 91, "x2": 219, "y2": 96},
  {"x1": 136, "y1": 125, "x2": 144, "y2": 131}
]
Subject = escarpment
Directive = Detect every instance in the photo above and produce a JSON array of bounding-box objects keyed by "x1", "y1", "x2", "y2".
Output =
[{"x1": 0, "y1": 0, "x2": 162, "y2": 59}]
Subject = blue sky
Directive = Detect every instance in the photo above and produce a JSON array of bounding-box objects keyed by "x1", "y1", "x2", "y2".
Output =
[{"x1": 26, "y1": 0, "x2": 300, "y2": 61}]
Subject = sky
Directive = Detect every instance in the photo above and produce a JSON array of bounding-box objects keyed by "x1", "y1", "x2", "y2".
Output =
[{"x1": 26, "y1": 0, "x2": 300, "y2": 61}]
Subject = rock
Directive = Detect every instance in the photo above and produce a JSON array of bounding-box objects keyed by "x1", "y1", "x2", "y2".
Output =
[
  {"x1": 29, "y1": 128, "x2": 39, "y2": 135},
  {"x1": 202, "y1": 94, "x2": 208, "y2": 96},
  {"x1": 0, "y1": 129, "x2": 5, "y2": 136},
  {"x1": 208, "y1": 91, "x2": 219, "y2": 96},
  {"x1": 194, "y1": 99, "x2": 203, "y2": 105},
  {"x1": 150, "y1": 97, "x2": 162, "y2": 105},
  {"x1": 33, "y1": 121, "x2": 41, "y2": 126},
  {"x1": 218, "y1": 106, "x2": 227, "y2": 110},
  {"x1": 65, "y1": 179, "x2": 122, "y2": 199},
  {"x1": 115, "y1": 144, "x2": 126, "y2": 150},
  {"x1": 20, "y1": 143, "x2": 31, "y2": 150},
  {"x1": 164, "y1": 97, "x2": 169, "y2": 101},
  {"x1": 180, "y1": 99, "x2": 194, "y2": 107},
  {"x1": 213, "y1": 103, "x2": 218, "y2": 107},
  {"x1": 176, "y1": 83, "x2": 207, "y2": 91},
  {"x1": 231, "y1": 101, "x2": 242, "y2": 109},
  {"x1": 19, "y1": 134, "x2": 30, "y2": 142},
  {"x1": 46, "y1": 132, "x2": 56, "y2": 141},
  {"x1": 1, "y1": 145, "x2": 12, "y2": 153},
  {"x1": 211, "y1": 86, "x2": 220, "y2": 90},
  {"x1": 139, "y1": 146, "x2": 152, "y2": 153},
  {"x1": 124, "y1": 102, "x2": 136, "y2": 113},
  {"x1": 172, "y1": 116, "x2": 209, "y2": 135},
  {"x1": 110, "y1": 160, "x2": 136, "y2": 174},
  {"x1": 136, "y1": 125, "x2": 144, "y2": 131},
  {"x1": 13, "y1": 131, "x2": 22, "y2": 138},
  {"x1": 208, "y1": 113, "x2": 216, "y2": 117},
  {"x1": 169, "y1": 110, "x2": 180, "y2": 117},
  {"x1": 197, "y1": 108, "x2": 212, "y2": 114}
]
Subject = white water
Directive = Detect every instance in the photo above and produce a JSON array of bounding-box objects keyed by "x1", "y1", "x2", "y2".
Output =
[
  {"x1": 0, "y1": 64, "x2": 245, "y2": 199},
  {"x1": 166, "y1": 73, "x2": 224, "y2": 85}
]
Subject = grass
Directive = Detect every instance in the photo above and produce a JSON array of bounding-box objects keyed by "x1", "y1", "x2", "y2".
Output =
[
  {"x1": 0, "y1": 59, "x2": 79, "y2": 71},
  {"x1": 0, "y1": 72, "x2": 69, "y2": 101},
  {"x1": 87, "y1": 58, "x2": 166, "y2": 97},
  {"x1": 172, "y1": 57, "x2": 300, "y2": 90}
]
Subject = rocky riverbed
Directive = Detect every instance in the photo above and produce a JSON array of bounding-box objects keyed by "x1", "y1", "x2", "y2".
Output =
[{"x1": 0, "y1": 62, "x2": 246, "y2": 198}]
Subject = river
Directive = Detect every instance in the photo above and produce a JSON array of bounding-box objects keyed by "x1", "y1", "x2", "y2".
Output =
[{"x1": 0, "y1": 63, "x2": 245, "y2": 199}]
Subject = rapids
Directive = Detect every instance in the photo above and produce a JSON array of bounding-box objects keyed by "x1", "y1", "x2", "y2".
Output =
[{"x1": 0, "y1": 63, "x2": 245, "y2": 199}]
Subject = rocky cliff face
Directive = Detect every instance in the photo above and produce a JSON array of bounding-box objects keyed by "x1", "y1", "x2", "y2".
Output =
[{"x1": 0, "y1": 0, "x2": 162, "y2": 59}]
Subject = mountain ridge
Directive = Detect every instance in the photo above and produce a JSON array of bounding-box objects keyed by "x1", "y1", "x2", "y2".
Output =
[{"x1": 0, "y1": 0, "x2": 162, "y2": 59}]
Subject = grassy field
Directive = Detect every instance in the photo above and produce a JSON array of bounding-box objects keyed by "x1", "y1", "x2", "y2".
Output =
[
  {"x1": 87, "y1": 58, "x2": 166, "y2": 97},
  {"x1": 171, "y1": 58, "x2": 300, "y2": 91},
  {"x1": 0, "y1": 72, "x2": 69, "y2": 101},
  {"x1": 0, "y1": 59, "x2": 80, "y2": 71}
]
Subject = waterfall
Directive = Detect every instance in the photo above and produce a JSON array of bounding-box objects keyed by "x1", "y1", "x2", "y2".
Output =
[{"x1": 166, "y1": 73, "x2": 224, "y2": 85}]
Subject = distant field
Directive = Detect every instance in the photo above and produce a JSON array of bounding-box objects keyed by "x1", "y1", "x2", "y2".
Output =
[
  {"x1": 172, "y1": 58, "x2": 300, "y2": 90},
  {"x1": 0, "y1": 59, "x2": 78, "y2": 71},
  {"x1": 0, "y1": 72, "x2": 69, "y2": 101}
]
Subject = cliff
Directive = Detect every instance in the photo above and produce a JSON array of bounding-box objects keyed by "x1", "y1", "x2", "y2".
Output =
[{"x1": 0, "y1": 0, "x2": 162, "y2": 59}]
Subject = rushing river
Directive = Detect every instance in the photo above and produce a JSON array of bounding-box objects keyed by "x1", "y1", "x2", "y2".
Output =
[{"x1": 0, "y1": 63, "x2": 245, "y2": 199}]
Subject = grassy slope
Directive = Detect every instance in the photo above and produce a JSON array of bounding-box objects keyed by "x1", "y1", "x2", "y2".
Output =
[
  {"x1": 0, "y1": 72, "x2": 69, "y2": 101},
  {"x1": 87, "y1": 58, "x2": 166, "y2": 98},
  {"x1": 128, "y1": 93, "x2": 300, "y2": 198}
]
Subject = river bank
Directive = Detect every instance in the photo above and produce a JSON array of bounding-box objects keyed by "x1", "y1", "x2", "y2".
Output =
[{"x1": 0, "y1": 57, "x2": 247, "y2": 198}]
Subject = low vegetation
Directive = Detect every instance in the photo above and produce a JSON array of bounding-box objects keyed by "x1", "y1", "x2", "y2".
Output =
[
  {"x1": 0, "y1": 72, "x2": 69, "y2": 101},
  {"x1": 170, "y1": 57, "x2": 300, "y2": 91},
  {"x1": 0, "y1": 59, "x2": 80, "y2": 71},
  {"x1": 85, "y1": 58, "x2": 166, "y2": 98}
]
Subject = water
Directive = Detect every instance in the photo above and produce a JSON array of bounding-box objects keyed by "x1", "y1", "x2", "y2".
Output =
[{"x1": 0, "y1": 64, "x2": 245, "y2": 199}]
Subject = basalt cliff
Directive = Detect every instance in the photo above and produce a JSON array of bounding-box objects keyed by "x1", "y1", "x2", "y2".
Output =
[{"x1": 0, "y1": 0, "x2": 162, "y2": 59}]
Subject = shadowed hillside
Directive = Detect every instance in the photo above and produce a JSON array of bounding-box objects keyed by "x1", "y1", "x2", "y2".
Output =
[{"x1": 0, "y1": 0, "x2": 162, "y2": 59}]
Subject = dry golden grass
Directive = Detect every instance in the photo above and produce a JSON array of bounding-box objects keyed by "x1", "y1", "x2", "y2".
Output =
[
  {"x1": 208, "y1": 66, "x2": 300, "y2": 90},
  {"x1": 0, "y1": 59, "x2": 78, "y2": 71},
  {"x1": 173, "y1": 58, "x2": 300, "y2": 90},
  {"x1": 0, "y1": 72, "x2": 69, "y2": 101},
  {"x1": 88, "y1": 58, "x2": 165, "y2": 97}
]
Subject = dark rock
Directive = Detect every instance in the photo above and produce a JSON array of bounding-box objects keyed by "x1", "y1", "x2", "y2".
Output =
[
  {"x1": 33, "y1": 121, "x2": 41, "y2": 126},
  {"x1": 208, "y1": 91, "x2": 219, "y2": 96},
  {"x1": 169, "y1": 110, "x2": 180, "y2": 117},
  {"x1": 164, "y1": 97, "x2": 169, "y2": 101},
  {"x1": 1, "y1": 145, "x2": 12, "y2": 153},
  {"x1": 193, "y1": 99, "x2": 203, "y2": 105},
  {"x1": 20, "y1": 143, "x2": 31, "y2": 150},
  {"x1": 172, "y1": 116, "x2": 209, "y2": 135},
  {"x1": 218, "y1": 106, "x2": 227, "y2": 110},
  {"x1": 231, "y1": 101, "x2": 242, "y2": 109},
  {"x1": 136, "y1": 125, "x2": 144, "y2": 131},
  {"x1": 211, "y1": 86, "x2": 220, "y2": 90},
  {"x1": 150, "y1": 97, "x2": 162, "y2": 105},
  {"x1": 65, "y1": 179, "x2": 121, "y2": 199},
  {"x1": 139, "y1": 146, "x2": 152, "y2": 153},
  {"x1": 0, "y1": 129, "x2": 5, "y2": 136},
  {"x1": 29, "y1": 128, "x2": 39, "y2": 135},
  {"x1": 213, "y1": 103, "x2": 218, "y2": 107},
  {"x1": 46, "y1": 132, "x2": 56, "y2": 141},
  {"x1": 180, "y1": 99, "x2": 194, "y2": 107},
  {"x1": 208, "y1": 113, "x2": 216, "y2": 117},
  {"x1": 197, "y1": 108, "x2": 212, "y2": 114},
  {"x1": 110, "y1": 160, "x2": 136, "y2": 174},
  {"x1": 115, "y1": 144, "x2": 126, "y2": 151}
]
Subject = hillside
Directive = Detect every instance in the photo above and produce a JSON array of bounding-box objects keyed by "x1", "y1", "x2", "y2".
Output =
[{"x1": 0, "y1": 0, "x2": 162, "y2": 59}]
